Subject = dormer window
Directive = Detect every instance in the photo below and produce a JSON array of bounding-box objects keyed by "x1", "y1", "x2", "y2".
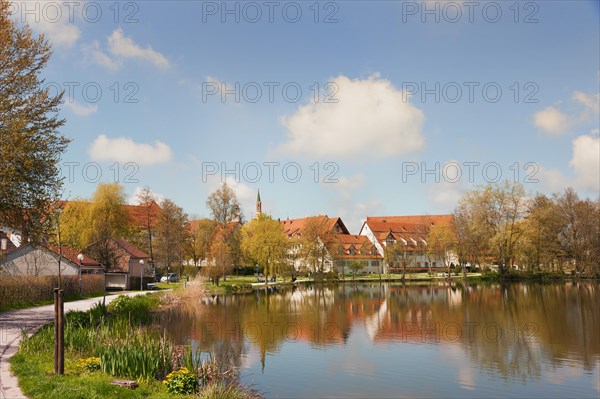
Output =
[{"x1": 348, "y1": 245, "x2": 356, "y2": 255}]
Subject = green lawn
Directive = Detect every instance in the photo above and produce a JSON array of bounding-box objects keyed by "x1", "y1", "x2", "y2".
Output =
[{"x1": 10, "y1": 351, "x2": 183, "y2": 399}]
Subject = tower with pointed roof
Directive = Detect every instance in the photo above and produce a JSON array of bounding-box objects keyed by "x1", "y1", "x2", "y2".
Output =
[{"x1": 255, "y1": 190, "x2": 262, "y2": 219}]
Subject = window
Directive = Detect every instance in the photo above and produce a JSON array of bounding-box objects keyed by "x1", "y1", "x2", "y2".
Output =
[
  {"x1": 348, "y1": 245, "x2": 356, "y2": 255},
  {"x1": 371, "y1": 260, "x2": 379, "y2": 267},
  {"x1": 432, "y1": 262, "x2": 437, "y2": 267}
]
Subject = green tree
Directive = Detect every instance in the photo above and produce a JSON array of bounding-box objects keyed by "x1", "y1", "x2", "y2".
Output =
[
  {"x1": 241, "y1": 213, "x2": 288, "y2": 281},
  {"x1": 348, "y1": 260, "x2": 365, "y2": 280},
  {"x1": 0, "y1": 1, "x2": 70, "y2": 242}
]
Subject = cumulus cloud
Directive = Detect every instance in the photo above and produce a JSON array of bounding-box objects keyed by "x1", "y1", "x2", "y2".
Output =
[
  {"x1": 426, "y1": 180, "x2": 469, "y2": 210},
  {"x1": 108, "y1": 28, "x2": 170, "y2": 69},
  {"x1": 88, "y1": 134, "x2": 173, "y2": 165},
  {"x1": 63, "y1": 100, "x2": 97, "y2": 116},
  {"x1": 15, "y1": 2, "x2": 81, "y2": 47},
  {"x1": 533, "y1": 91, "x2": 599, "y2": 135},
  {"x1": 276, "y1": 74, "x2": 425, "y2": 159},
  {"x1": 86, "y1": 28, "x2": 169, "y2": 70},
  {"x1": 533, "y1": 106, "x2": 569, "y2": 135},
  {"x1": 570, "y1": 133, "x2": 600, "y2": 192},
  {"x1": 536, "y1": 166, "x2": 567, "y2": 193},
  {"x1": 84, "y1": 41, "x2": 120, "y2": 71}
]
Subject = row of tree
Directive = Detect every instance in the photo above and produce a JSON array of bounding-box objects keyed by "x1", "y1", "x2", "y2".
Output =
[{"x1": 453, "y1": 182, "x2": 600, "y2": 276}]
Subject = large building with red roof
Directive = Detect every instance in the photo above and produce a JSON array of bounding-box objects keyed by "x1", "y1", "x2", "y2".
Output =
[
  {"x1": 280, "y1": 215, "x2": 383, "y2": 274},
  {"x1": 359, "y1": 214, "x2": 457, "y2": 271}
]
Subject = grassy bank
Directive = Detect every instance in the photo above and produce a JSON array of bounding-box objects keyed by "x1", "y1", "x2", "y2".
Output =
[{"x1": 10, "y1": 293, "x2": 259, "y2": 399}]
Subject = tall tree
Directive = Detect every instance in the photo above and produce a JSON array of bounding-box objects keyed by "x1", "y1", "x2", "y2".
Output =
[
  {"x1": 206, "y1": 182, "x2": 243, "y2": 226},
  {"x1": 427, "y1": 223, "x2": 456, "y2": 277},
  {"x1": 300, "y1": 217, "x2": 334, "y2": 274},
  {"x1": 0, "y1": 1, "x2": 70, "y2": 242},
  {"x1": 154, "y1": 199, "x2": 188, "y2": 276},
  {"x1": 241, "y1": 213, "x2": 288, "y2": 281},
  {"x1": 206, "y1": 182, "x2": 243, "y2": 280},
  {"x1": 133, "y1": 187, "x2": 160, "y2": 273},
  {"x1": 519, "y1": 194, "x2": 563, "y2": 271},
  {"x1": 185, "y1": 218, "x2": 217, "y2": 267}
]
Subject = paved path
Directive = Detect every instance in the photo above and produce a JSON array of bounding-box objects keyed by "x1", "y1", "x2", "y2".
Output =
[{"x1": 0, "y1": 291, "x2": 150, "y2": 399}]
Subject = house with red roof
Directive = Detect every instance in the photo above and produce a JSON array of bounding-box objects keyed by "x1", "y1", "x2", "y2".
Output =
[
  {"x1": 281, "y1": 215, "x2": 383, "y2": 274},
  {"x1": 359, "y1": 214, "x2": 457, "y2": 272}
]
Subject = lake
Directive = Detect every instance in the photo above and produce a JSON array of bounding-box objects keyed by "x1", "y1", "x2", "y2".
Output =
[{"x1": 160, "y1": 281, "x2": 599, "y2": 398}]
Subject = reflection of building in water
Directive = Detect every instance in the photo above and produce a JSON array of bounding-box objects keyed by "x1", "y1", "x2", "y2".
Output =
[{"x1": 162, "y1": 282, "x2": 600, "y2": 383}]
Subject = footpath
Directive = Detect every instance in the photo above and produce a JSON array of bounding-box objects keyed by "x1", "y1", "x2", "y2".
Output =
[{"x1": 0, "y1": 291, "x2": 149, "y2": 399}]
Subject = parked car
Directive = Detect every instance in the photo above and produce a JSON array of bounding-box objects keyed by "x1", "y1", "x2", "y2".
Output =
[
  {"x1": 160, "y1": 273, "x2": 179, "y2": 283},
  {"x1": 154, "y1": 273, "x2": 163, "y2": 283}
]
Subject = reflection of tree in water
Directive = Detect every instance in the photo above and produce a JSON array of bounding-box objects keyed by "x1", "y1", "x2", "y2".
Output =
[
  {"x1": 159, "y1": 281, "x2": 599, "y2": 382},
  {"x1": 455, "y1": 282, "x2": 599, "y2": 382}
]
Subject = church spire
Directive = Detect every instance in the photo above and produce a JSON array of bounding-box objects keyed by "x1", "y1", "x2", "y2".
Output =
[{"x1": 255, "y1": 189, "x2": 262, "y2": 219}]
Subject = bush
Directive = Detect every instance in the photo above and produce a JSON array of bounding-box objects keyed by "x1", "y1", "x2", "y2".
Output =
[
  {"x1": 76, "y1": 356, "x2": 101, "y2": 372},
  {"x1": 0, "y1": 275, "x2": 104, "y2": 310},
  {"x1": 107, "y1": 294, "x2": 159, "y2": 324},
  {"x1": 163, "y1": 367, "x2": 198, "y2": 394}
]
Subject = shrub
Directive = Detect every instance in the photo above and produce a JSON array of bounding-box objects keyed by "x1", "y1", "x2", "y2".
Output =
[
  {"x1": 163, "y1": 367, "x2": 198, "y2": 394},
  {"x1": 76, "y1": 357, "x2": 101, "y2": 372}
]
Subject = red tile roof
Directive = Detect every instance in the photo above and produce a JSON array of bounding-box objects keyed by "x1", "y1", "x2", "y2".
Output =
[
  {"x1": 113, "y1": 239, "x2": 150, "y2": 259},
  {"x1": 45, "y1": 244, "x2": 102, "y2": 268},
  {"x1": 363, "y1": 214, "x2": 454, "y2": 249},
  {"x1": 281, "y1": 215, "x2": 350, "y2": 238},
  {"x1": 329, "y1": 234, "x2": 383, "y2": 259}
]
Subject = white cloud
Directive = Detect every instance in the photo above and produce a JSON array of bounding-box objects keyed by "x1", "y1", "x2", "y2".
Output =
[
  {"x1": 107, "y1": 28, "x2": 170, "y2": 69},
  {"x1": 570, "y1": 133, "x2": 600, "y2": 192},
  {"x1": 84, "y1": 41, "x2": 120, "y2": 71},
  {"x1": 88, "y1": 134, "x2": 173, "y2": 165},
  {"x1": 533, "y1": 106, "x2": 569, "y2": 135},
  {"x1": 426, "y1": 180, "x2": 468, "y2": 210},
  {"x1": 16, "y1": 2, "x2": 81, "y2": 47},
  {"x1": 128, "y1": 186, "x2": 166, "y2": 205},
  {"x1": 63, "y1": 100, "x2": 97, "y2": 116},
  {"x1": 276, "y1": 74, "x2": 425, "y2": 159},
  {"x1": 572, "y1": 91, "x2": 600, "y2": 114},
  {"x1": 536, "y1": 166, "x2": 567, "y2": 193},
  {"x1": 533, "y1": 91, "x2": 599, "y2": 136}
]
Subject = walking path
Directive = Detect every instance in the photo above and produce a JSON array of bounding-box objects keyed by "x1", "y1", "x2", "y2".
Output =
[{"x1": 0, "y1": 291, "x2": 150, "y2": 399}]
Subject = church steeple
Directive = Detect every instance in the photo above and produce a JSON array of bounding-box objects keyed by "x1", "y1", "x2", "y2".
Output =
[{"x1": 255, "y1": 190, "x2": 262, "y2": 218}]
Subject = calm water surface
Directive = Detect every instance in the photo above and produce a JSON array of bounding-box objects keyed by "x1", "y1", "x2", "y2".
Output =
[{"x1": 160, "y1": 282, "x2": 599, "y2": 398}]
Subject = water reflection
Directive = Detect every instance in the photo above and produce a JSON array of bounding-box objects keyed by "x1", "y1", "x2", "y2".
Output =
[{"x1": 160, "y1": 282, "x2": 599, "y2": 398}]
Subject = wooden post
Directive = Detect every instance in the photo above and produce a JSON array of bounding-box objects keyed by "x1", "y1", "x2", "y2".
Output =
[
  {"x1": 54, "y1": 289, "x2": 64, "y2": 375},
  {"x1": 53, "y1": 288, "x2": 59, "y2": 374}
]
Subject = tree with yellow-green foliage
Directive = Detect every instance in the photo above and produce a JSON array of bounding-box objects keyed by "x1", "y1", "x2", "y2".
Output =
[
  {"x1": 0, "y1": 0, "x2": 70, "y2": 243},
  {"x1": 241, "y1": 213, "x2": 288, "y2": 281}
]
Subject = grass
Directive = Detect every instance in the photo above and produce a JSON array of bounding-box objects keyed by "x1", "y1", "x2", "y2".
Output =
[
  {"x1": 0, "y1": 291, "x2": 106, "y2": 313},
  {"x1": 11, "y1": 293, "x2": 259, "y2": 399}
]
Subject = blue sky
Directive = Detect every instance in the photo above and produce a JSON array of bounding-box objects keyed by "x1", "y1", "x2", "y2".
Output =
[{"x1": 13, "y1": 0, "x2": 600, "y2": 232}]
